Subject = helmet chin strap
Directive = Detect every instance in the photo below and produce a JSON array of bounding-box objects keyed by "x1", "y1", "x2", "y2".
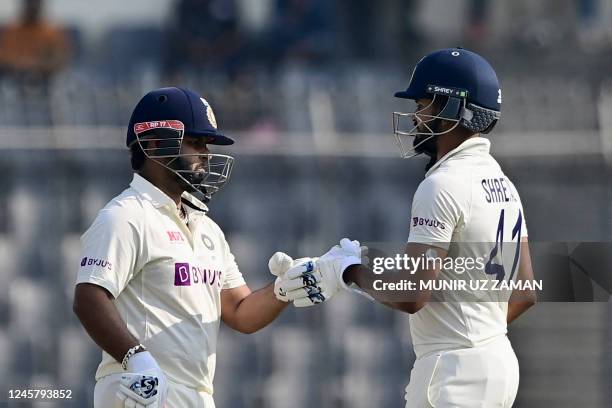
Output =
[{"x1": 185, "y1": 187, "x2": 209, "y2": 204}]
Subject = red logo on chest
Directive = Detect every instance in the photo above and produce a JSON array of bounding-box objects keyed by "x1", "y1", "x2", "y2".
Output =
[{"x1": 167, "y1": 231, "x2": 185, "y2": 242}]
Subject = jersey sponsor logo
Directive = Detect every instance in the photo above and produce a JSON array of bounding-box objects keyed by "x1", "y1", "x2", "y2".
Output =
[
  {"x1": 174, "y1": 262, "x2": 222, "y2": 288},
  {"x1": 166, "y1": 231, "x2": 185, "y2": 242},
  {"x1": 80, "y1": 257, "x2": 113, "y2": 271},
  {"x1": 481, "y1": 177, "x2": 516, "y2": 203},
  {"x1": 175, "y1": 263, "x2": 191, "y2": 286},
  {"x1": 412, "y1": 217, "x2": 446, "y2": 230}
]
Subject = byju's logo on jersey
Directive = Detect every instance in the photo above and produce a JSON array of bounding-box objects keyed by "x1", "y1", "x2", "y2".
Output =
[
  {"x1": 412, "y1": 217, "x2": 446, "y2": 230},
  {"x1": 80, "y1": 257, "x2": 113, "y2": 271},
  {"x1": 174, "y1": 262, "x2": 222, "y2": 288},
  {"x1": 174, "y1": 263, "x2": 191, "y2": 286}
]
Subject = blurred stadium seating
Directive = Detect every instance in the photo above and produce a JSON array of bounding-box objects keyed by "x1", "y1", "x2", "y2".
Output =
[{"x1": 0, "y1": 0, "x2": 610, "y2": 407}]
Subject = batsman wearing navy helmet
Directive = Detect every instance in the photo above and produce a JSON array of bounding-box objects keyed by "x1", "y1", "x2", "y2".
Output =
[
  {"x1": 393, "y1": 47, "x2": 502, "y2": 167},
  {"x1": 275, "y1": 49, "x2": 538, "y2": 407},
  {"x1": 72, "y1": 87, "x2": 321, "y2": 407},
  {"x1": 388, "y1": 48, "x2": 537, "y2": 407},
  {"x1": 377, "y1": 48, "x2": 537, "y2": 407}
]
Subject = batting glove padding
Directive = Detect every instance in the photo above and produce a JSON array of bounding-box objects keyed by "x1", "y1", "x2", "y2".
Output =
[
  {"x1": 281, "y1": 260, "x2": 335, "y2": 307},
  {"x1": 269, "y1": 252, "x2": 319, "y2": 304},
  {"x1": 280, "y1": 238, "x2": 367, "y2": 307},
  {"x1": 116, "y1": 373, "x2": 161, "y2": 408},
  {"x1": 318, "y1": 238, "x2": 364, "y2": 291},
  {"x1": 116, "y1": 351, "x2": 168, "y2": 408},
  {"x1": 322, "y1": 239, "x2": 373, "y2": 301}
]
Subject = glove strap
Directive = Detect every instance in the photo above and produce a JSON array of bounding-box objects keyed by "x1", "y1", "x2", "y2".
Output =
[{"x1": 121, "y1": 344, "x2": 147, "y2": 370}]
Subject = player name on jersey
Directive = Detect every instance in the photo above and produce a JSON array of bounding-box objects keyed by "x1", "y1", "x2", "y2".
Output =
[{"x1": 481, "y1": 177, "x2": 517, "y2": 203}]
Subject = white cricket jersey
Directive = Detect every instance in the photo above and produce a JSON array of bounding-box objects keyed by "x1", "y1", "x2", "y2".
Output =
[
  {"x1": 407, "y1": 137, "x2": 528, "y2": 359},
  {"x1": 75, "y1": 173, "x2": 245, "y2": 394}
]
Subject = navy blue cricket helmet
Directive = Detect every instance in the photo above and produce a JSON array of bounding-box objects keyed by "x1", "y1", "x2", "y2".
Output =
[
  {"x1": 126, "y1": 87, "x2": 234, "y2": 148},
  {"x1": 396, "y1": 48, "x2": 501, "y2": 112},
  {"x1": 126, "y1": 87, "x2": 235, "y2": 202},
  {"x1": 392, "y1": 48, "x2": 502, "y2": 159}
]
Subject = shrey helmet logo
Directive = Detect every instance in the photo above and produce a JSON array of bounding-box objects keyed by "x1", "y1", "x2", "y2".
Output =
[{"x1": 200, "y1": 98, "x2": 218, "y2": 129}]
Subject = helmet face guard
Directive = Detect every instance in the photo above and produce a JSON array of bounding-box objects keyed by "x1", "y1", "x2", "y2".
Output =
[
  {"x1": 393, "y1": 90, "x2": 501, "y2": 159},
  {"x1": 392, "y1": 94, "x2": 464, "y2": 159},
  {"x1": 133, "y1": 120, "x2": 234, "y2": 202}
]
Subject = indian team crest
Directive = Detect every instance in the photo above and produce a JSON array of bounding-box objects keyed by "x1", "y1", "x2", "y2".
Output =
[
  {"x1": 202, "y1": 233, "x2": 215, "y2": 250},
  {"x1": 200, "y1": 98, "x2": 218, "y2": 129}
]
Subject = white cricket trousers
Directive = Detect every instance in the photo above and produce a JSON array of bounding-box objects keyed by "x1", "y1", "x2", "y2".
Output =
[
  {"x1": 404, "y1": 336, "x2": 519, "y2": 408},
  {"x1": 94, "y1": 374, "x2": 216, "y2": 408}
]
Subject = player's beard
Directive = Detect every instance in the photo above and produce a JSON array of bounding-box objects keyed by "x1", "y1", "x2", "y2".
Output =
[
  {"x1": 413, "y1": 111, "x2": 442, "y2": 156},
  {"x1": 413, "y1": 133, "x2": 437, "y2": 157},
  {"x1": 168, "y1": 156, "x2": 209, "y2": 202},
  {"x1": 414, "y1": 118, "x2": 445, "y2": 171}
]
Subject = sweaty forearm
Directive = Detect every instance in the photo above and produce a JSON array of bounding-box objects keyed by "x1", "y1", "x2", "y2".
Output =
[
  {"x1": 231, "y1": 284, "x2": 287, "y2": 334},
  {"x1": 73, "y1": 283, "x2": 140, "y2": 363}
]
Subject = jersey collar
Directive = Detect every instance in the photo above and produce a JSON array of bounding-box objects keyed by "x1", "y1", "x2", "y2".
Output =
[
  {"x1": 130, "y1": 173, "x2": 209, "y2": 213},
  {"x1": 130, "y1": 173, "x2": 177, "y2": 209},
  {"x1": 425, "y1": 136, "x2": 491, "y2": 178}
]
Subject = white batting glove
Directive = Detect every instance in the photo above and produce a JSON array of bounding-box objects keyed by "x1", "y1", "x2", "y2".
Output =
[
  {"x1": 116, "y1": 351, "x2": 168, "y2": 408},
  {"x1": 268, "y1": 252, "x2": 319, "y2": 303},
  {"x1": 318, "y1": 238, "x2": 365, "y2": 291},
  {"x1": 320, "y1": 238, "x2": 373, "y2": 300},
  {"x1": 280, "y1": 238, "x2": 369, "y2": 307},
  {"x1": 281, "y1": 259, "x2": 334, "y2": 307}
]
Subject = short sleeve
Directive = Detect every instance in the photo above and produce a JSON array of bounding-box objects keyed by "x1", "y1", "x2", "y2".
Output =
[
  {"x1": 407, "y1": 175, "x2": 464, "y2": 250},
  {"x1": 75, "y1": 208, "x2": 140, "y2": 298},
  {"x1": 220, "y1": 239, "x2": 246, "y2": 290}
]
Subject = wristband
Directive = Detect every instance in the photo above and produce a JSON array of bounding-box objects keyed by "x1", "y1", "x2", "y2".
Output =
[{"x1": 121, "y1": 344, "x2": 147, "y2": 370}]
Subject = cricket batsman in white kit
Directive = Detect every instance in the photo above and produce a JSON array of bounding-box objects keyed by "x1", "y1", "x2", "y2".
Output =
[
  {"x1": 72, "y1": 87, "x2": 346, "y2": 407},
  {"x1": 275, "y1": 48, "x2": 538, "y2": 407}
]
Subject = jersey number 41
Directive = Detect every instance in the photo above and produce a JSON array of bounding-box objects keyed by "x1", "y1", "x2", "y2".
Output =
[{"x1": 485, "y1": 209, "x2": 522, "y2": 282}]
